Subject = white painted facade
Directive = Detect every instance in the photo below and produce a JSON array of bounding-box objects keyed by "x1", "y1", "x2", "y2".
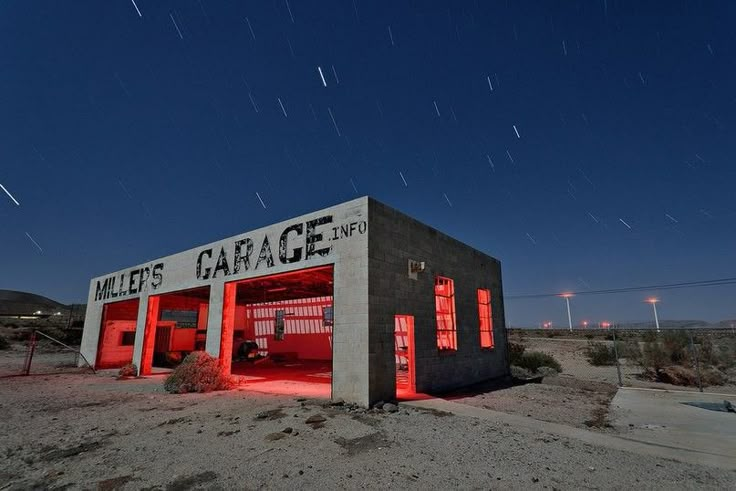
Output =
[{"x1": 81, "y1": 197, "x2": 370, "y2": 404}]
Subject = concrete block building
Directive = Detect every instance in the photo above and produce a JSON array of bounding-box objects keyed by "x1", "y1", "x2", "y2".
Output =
[{"x1": 80, "y1": 197, "x2": 509, "y2": 406}]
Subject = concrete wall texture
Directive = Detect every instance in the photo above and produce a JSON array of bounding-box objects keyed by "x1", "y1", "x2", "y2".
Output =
[
  {"x1": 367, "y1": 198, "x2": 509, "y2": 401},
  {"x1": 80, "y1": 196, "x2": 508, "y2": 406}
]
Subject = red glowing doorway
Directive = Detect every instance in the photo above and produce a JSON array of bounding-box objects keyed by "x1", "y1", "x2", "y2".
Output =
[
  {"x1": 395, "y1": 314, "x2": 416, "y2": 395},
  {"x1": 221, "y1": 265, "x2": 334, "y2": 398}
]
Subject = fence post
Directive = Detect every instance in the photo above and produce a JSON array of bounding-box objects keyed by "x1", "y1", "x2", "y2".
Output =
[
  {"x1": 23, "y1": 330, "x2": 38, "y2": 376},
  {"x1": 687, "y1": 330, "x2": 703, "y2": 393},
  {"x1": 612, "y1": 327, "x2": 623, "y2": 387}
]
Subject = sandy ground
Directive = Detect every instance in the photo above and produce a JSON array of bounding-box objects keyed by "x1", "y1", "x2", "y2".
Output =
[
  {"x1": 1, "y1": 369, "x2": 734, "y2": 490},
  {"x1": 450, "y1": 376, "x2": 618, "y2": 430}
]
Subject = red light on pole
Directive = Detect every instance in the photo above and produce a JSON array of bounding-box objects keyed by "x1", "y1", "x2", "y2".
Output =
[
  {"x1": 559, "y1": 293, "x2": 574, "y2": 332},
  {"x1": 645, "y1": 298, "x2": 660, "y2": 333}
]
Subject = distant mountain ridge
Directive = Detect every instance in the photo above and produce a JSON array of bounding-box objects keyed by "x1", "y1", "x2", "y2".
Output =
[
  {"x1": 0, "y1": 290, "x2": 68, "y2": 316},
  {"x1": 515, "y1": 319, "x2": 736, "y2": 330}
]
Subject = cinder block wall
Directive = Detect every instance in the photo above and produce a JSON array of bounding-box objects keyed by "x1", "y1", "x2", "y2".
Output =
[{"x1": 367, "y1": 198, "x2": 509, "y2": 400}]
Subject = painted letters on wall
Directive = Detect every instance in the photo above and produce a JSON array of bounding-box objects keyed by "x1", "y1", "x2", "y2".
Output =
[
  {"x1": 195, "y1": 214, "x2": 366, "y2": 281},
  {"x1": 95, "y1": 263, "x2": 164, "y2": 302}
]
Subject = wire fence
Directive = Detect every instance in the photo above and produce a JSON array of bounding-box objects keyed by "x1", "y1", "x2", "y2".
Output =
[
  {"x1": 0, "y1": 330, "x2": 93, "y2": 378},
  {"x1": 508, "y1": 327, "x2": 736, "y2": 394}
]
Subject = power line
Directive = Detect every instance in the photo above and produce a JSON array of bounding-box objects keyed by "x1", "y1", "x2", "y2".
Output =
[{"x1": 506, "y1": 276, "x2": 736, "y2": 300}]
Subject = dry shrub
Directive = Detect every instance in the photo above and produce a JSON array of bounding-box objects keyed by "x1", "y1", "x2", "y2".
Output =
[
  {"x1": 642, "y1": 365, "x2": 726, "y2": 387},
  {"x1": 164, "y1": 351, "x2": 233, "y2": 394},
  {"x1": 586, "y1": 342, "x2": 617, "y2": 366},
  {"x1": 515, "y1": 351, "x2": 562, "y2": 374},
  {"x1": 117, "y1": 363, "x2": 137, "y2": 378},
  {"x1": 0, "y1": 335, "x2": 10, "y2": 350},
  {"x1": 508, "y1": 342, "x2": 526, "y2": 365}
]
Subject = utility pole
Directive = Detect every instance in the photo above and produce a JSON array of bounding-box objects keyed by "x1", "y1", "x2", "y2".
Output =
[
  {"x1": 561, "y1": 293, "x2": 574, "y2": 332},
  {"x1": 647, "y1": 298, "x2": 660, "y2": 333}
]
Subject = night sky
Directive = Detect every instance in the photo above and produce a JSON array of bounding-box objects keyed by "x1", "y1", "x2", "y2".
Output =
[{"x1": 2, "y1": 1, "x2": 736, "y2": 326}]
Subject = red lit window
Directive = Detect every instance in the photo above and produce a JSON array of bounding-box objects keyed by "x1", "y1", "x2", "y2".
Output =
[
  {"x1": 435, "y1": 277, "x2": 457, "y2": 351},
  {"x1": 477, "y1": 289, "x2": 494, "y2": 349}
]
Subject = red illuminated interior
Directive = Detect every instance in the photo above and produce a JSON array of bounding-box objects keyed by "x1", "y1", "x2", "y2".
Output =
[
  {"x1": 222, "y1": 265, "x2": 335, "y2": 395},
  {"x1": 435, "y1": 276, "x2": 457, "y2": 350},
  {"x1": 477, "y1": 288, "x2": 494, "y2": 348},
  {"x1": 395, "y1": 315, "x2": 416, "y2": 394},
  {"x1": 95, "y1": 298, "x2": 140, "y2": 369},
  {"x1": 140, "y1": 286, "x2": 210, "y2": 375}
]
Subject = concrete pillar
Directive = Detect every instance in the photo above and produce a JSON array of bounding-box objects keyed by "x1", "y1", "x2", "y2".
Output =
[
  {"x1": 79, "y1": 300, "x2": 104, "y2": 368},
  {"x1": 131, "y1": 295, "x2": 149, "y2": 371},
  {"x1": 139, "y1": 295, "x2": 160, "y2": 375},
  {"x1": 204, "y1": 284, "x2": 225, "y2": 357},
  {"x1": 218, "y1": 282, "x2": 236, "y2": 374}
]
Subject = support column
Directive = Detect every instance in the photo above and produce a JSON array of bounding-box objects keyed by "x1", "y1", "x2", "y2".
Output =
[
  {"x1": 204, "y1": 284, "x2": 225, "y2": 358},
  {"x1": 79, "y1": 301, "x2": 104, "y2": 368},
  {"x1": 139, "y1": 295, "x2": 159, "y2": 376},
  {"x1": 131, "y1": 296, "x2": 148, "y2": 371},
  {"x1": 218, "y1": 282, "x2": 236, "y2": 375}
]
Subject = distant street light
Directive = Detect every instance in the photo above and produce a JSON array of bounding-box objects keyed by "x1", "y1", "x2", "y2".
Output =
[
  {"x1": 646, "y1": 298, "x2": 661, "y2": 333},
  {"x1": 582, "y1": 321, "x2": 588, "y2": 329},
  {"x1": 560, "y1": 293, "x2": 574, "y2": 332}
]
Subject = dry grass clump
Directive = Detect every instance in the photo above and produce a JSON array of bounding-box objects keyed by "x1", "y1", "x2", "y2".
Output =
[
  {"x1": 117, "y1": 363, "x2": 137, "y2": 378},
  {"x1": 164, "y1": 352, "x2": 233, "y2": 394}
]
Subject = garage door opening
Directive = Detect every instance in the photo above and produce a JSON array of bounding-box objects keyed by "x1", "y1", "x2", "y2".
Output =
[
  {"x1": 96, "y1": 298, "x2": 140, "y2": 369},
  {"x1": 140, "y1": 286, "x2": 210, "y2": 375},
  {"x1": 221, "y1": 265, "x2": 334, "y2": 397}
]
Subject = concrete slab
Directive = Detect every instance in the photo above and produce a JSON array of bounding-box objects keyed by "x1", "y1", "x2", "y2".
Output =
[
  {"x1": 403, "y1": 392, "x2": 736, "y2": 470},
  {"x1": 610, "y1": 387, "x2": 736, "y2": 464}
]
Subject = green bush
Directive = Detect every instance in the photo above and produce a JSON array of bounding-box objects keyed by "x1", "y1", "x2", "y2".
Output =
[
  {"x1": 0, "y1": 335, "x2": 10, "y2": 350},
  {"x1": 164, "y1": 352, "x2": 233, "y2": 394},
  {"x1": 586, "y1": 342, "x2": 617, "y2": 366},
  {"x1": 514, "y1": 351, "x2": 562, "y2": 373}
]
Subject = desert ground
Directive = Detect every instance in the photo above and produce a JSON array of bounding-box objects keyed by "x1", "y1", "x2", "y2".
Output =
[
  {"x1": 2, "y1": 329, "x2": 735, "y2": 490},
  {"x1": 1, "y1": 364, "x2": 735, "y2": 490}
]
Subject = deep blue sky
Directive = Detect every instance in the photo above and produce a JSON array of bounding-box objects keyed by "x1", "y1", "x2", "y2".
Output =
[{"x1": 1, "y1": 1, "x2": 736, "y2": 325}]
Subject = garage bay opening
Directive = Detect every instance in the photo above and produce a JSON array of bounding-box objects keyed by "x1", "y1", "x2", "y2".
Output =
[
  {"x1": 221, "y1": 265, "x2": 334, "y2": 397},
  {"x1": 140, "y1": 286, "x2": 210, "y2": 375},
  {"x1": 95, "y1": 298, "x2": 140, "y2": 369}
]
